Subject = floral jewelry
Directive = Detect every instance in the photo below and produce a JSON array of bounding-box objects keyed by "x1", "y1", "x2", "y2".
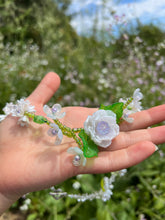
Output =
[{"x1": 0, "y1": 88, "x2": 143, "y2": 201}]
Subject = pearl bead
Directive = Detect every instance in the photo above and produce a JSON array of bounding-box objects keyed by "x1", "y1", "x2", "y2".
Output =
[
  {"x1": 51, "y1": 129, "x2": 58, "y2": 135},
  {"x1": 72, "y1": 155, "x2": 81, "y2": 166}
]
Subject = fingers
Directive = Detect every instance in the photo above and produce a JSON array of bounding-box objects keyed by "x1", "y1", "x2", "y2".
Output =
[
  {"x1": 27, "y1": 72, "x2": 61, "y2": 105},
  {"x1": 63, "y1": 107, "x2": 98, "y2": 128},
  {"x1": 82, "y1": 141, "x2": 156, "y2": 174},
  {"x1": 109, "y1": 125, "x2": 165, "y2": 151},
  {"x1": 120, "y1": 104, "x2": 165, "y2": 131}
]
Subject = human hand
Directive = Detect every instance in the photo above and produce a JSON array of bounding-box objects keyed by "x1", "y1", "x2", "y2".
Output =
[{"x1": 0, "y1": 72, "x2": 164, "y2": 211}]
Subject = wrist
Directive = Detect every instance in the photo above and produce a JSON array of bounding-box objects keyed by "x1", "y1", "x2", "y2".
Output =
[{"x1": 0, "y1": 192, "x2": 20, "y2": 215}]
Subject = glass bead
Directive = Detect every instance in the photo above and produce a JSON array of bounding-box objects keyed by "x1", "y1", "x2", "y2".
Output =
[
  {"x1": 72, "y1": 155, "x2": 81, "y2": 166},
  {"x1": 96, "y1": 121, "x2": 110, "y2": 136}
]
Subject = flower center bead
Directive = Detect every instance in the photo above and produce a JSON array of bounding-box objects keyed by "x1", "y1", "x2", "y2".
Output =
[
  {"x1": 52, "y1": 107, "x2": 57, "y2": 113},
  {"x1": 51, "y1": 129, "x2": 58, "y2": 136},
  {"x1": 73, "y1": 155, "x2": 81, "y2": 166},
  {"x1": 96, "y1": 121, "x2": 110, "y2": 136}
]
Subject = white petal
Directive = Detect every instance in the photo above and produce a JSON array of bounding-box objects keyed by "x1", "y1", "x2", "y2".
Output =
[
  {"x1": 82, "y1": 157, "x2": 87, "y2": 166},
  {"x1": 74, "y1": 147, "x2": 83, "y2": 155},
  {"x1": 18, "y1": 116, "x2": 29, "y2": 127},
  {"x1": 56, "y1": 112, "x2": 66, "y2": 119},
  {"x1": 0, "y1": 115, "x2": 6, "y2": 122},
  {"x1": 122, "y1": 113, "x2": 134, "y2": 123},
  {"x1": 50, "y1": 123, "x2": 59, "y2": 130},
  {"x1": 124, "y1": 117, "x2": 134, "y2": 123},
  {"x1": 55, "y1": 129, "x2": 63, "y2": 145},
  {"x1": 28, "y1": 105, "x2": 36, "y2": 113},
  {"x1": 57, "y1": 129, "x2": 63, "y2": 139},
  {"x1": 52, "y1": 104, "x2": 61, "y2": 113},
  {"x1": 67, "y1": 147, "x2": 77, "y2": 154},
  {"x1": 67, "y1": 147, "x2": 83, "y2": 155},
  {"x1": 55, "y1": 137, "x2": 61, "y2": 145},
  {"x1": 3, "y1": 103, "x2": 14, "y2": 115},
  {"x1": 43, "y1": 105, "x2": 52, "y2": 115},
  {"x1": 21, "y1": 115, "x2": 29, "y2": 122},
  {"x1": 133, "y1": 88, "x2": 143, "y2": 100},
  {"x1": 92, "y1": 110, "x2": 107, "y2": 120},
  {"x1": 99, "y1": 139, "x2": 112, "y2": 148}
]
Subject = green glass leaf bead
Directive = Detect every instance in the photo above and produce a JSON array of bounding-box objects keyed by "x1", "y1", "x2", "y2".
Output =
[
  {"x1": 79, "y1": 129, "x2": 99, "y2": 158},
  {"x1": 100, "y1": 102, "x2": 124, "y2": 123},
  {"x1": 33, "y1": 115, "x2": 48, "y2": 124}
]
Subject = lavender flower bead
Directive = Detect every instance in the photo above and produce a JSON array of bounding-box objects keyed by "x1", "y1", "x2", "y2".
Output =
[
  {"x1": 47, "y1": 123, "x2": 63, "y2": 145},
  {"x1": 84, "y1": 110, "x2": 119, "y2": 148},
  {"x1": 43, "y1": 104, "x2": 65, "y2": 120}
]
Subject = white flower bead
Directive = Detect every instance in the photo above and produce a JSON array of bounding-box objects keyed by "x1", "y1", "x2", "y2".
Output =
[
  {"x1": 119, "y1": 88, "x2": 143, "y2": 123},
  {"x1": 47, "y1": 123, "x2": 63, "y2": 145},
  {"x1": 84, "y1": 110, "x2": 119, "y2": 148},
  {"x1": 67, "y1": 147, "x2": 87, "y2": 166},
  {"x1": 0, "y1": 115, "x2": 6, "y2": 122},
  {"x1": 2, "y1": 99, "x2": 35, "y2": 126},
  {"x1": 43, "y1": 104, "x2": 65, "y2": 120}
]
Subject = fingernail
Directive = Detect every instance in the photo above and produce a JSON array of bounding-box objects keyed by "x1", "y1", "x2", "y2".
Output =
[{"x1": 154, "y1": 145, "x2": 159, "y2": 151}]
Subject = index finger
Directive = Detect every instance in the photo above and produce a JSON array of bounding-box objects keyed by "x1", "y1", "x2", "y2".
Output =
[{"x1": 27, "y1": 72, "x2": 61, "y2": 106}]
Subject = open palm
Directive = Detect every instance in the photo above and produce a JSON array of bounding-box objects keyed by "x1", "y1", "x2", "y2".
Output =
[{"x1": 0, "y1": 72, "x2": 165, "y2": 202}]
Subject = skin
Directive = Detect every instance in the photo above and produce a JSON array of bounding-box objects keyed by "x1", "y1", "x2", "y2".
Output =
[{"x1": 0, "y1": 72, "x2": 165, "y2": 214}]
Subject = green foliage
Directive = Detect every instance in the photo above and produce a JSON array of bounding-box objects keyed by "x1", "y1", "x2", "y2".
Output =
[
  {"x1": 0, "y1": 0, "x2": 74, "y2": 48},
  {"x1": 138, "y1": 25, "x2": 165, "y2": 46}
]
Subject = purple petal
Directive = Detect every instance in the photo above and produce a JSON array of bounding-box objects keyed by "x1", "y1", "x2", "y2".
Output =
[{"x1": 55, "y1": 129, "x2": 63, "y2": 145}]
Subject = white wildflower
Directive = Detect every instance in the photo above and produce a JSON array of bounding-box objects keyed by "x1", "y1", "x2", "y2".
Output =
[{"x1": 72, "y1": 181, "x2": 81, "y2": 190}]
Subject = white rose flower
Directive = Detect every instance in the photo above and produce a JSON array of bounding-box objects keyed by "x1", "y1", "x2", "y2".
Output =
[{"x1": 84, "y1": 110, "x2": 119, "y2": 148}]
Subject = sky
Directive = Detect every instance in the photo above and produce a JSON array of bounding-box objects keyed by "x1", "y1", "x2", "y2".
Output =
[{"x1": 67, "y1": 0, "x2": 165, "y2": 35}]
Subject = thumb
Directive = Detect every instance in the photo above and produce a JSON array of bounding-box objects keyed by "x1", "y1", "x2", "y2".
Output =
[{"x1": 27, "y1": 72, "x2": 61, "y2": 105}]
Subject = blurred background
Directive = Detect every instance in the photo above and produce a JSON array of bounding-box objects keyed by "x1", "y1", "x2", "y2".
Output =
[{"x1": 0, "y1": 0, "x2": 165, "y2": 219}]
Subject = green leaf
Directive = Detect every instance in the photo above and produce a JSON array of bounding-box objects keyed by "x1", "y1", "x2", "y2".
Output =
[
  {"x1": 100, "y1": 102, "x2": 124, "y2": 123},
  {"x1": 27, "y1": 213, "x2": 38, "y2": 220},
  {"x1": 33, "y1": 115, "x2": 48, "y2": 124},
  {"x1": 78, "y1": 129, "x2": 99, "y2": 158}
]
